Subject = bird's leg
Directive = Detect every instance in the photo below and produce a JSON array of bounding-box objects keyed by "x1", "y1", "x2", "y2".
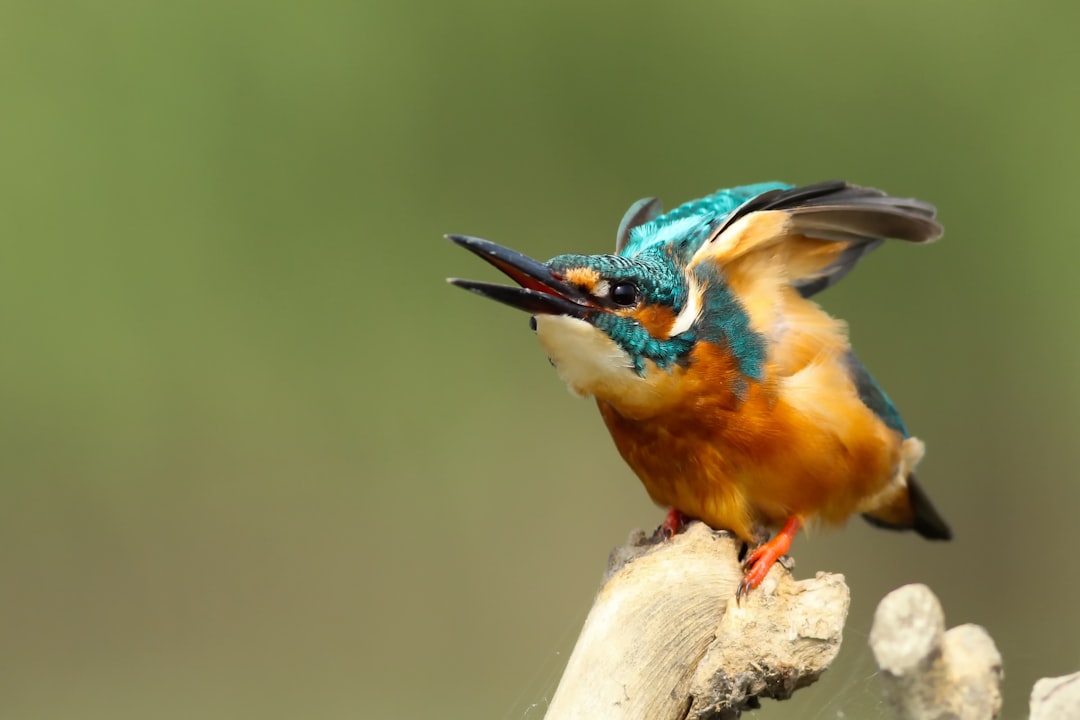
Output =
[
  {"x1": 659, "y1": 508, "x2": 686, "y2": 540},
  {"x1": 736, "y1": 516, "x2": 802, "y2": 602}
]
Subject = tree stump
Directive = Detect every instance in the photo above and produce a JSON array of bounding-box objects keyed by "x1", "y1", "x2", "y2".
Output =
[{"x1": 544, "y1": 522, "x2": 849, "y2": 719}]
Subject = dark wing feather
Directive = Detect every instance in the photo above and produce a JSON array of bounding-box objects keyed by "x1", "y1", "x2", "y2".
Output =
[
  {"x1": 794, "y1": 239, "x2": 884, "y2": 297},
  {"x1": 710, "y1": 180, "x2": 850, "y2": 238},
  {"x1": 713, "y1": 181, "x2": 943, "y2": 297},
  {"x1": 845, "y1": 350, "x2": 908, "y2": 437}
]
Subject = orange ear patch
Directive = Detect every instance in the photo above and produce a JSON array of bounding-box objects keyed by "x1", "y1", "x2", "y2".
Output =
[
  {"x1": 630, "y1": 304, "x2": 678, "y2": 337},
  {"x1": 563, "y1": 266, "x2": 601, "y2": 290}
]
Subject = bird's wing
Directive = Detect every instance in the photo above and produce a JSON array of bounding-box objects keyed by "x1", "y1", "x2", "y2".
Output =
[
  {"x1": 844, "y1": 350, "x2": 908, "y2": 437},
  {"x1": 690, "y1": 181, "x2": 942, "y2": 296}
]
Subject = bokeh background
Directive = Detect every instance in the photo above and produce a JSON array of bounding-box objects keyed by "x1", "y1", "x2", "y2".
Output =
[{"x1": 4, "y1": 1, "x2": 1079, "y2": 718}]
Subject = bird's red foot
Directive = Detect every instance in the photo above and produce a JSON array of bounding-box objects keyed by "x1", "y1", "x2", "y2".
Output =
[
  {"x1": 736, "y1": 517, "x2": 802, "y2": 603},
  {"x1": 660, "y1": 508, "x2": 686, "y2": 540}
]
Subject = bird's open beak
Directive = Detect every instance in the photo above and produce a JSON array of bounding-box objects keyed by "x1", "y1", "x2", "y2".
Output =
[{"x1": 446, "y1": 235, "x2": 595, "y2": 318}]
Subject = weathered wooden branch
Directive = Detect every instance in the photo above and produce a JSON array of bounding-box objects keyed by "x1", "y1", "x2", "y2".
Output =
[
  {"x1": 542, "y1": 523, "x2": 1079, "y2": 719},
  {"x1": 544, "y1": 522, "x2": 849, "y2": 719}
]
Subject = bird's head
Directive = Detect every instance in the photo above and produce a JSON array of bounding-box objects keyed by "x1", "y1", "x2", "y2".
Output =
[
  {"x1": 447, "y1": 189, "x2": 774, "y2": 415},
  {"x1": 448, "y1": 236, "x2": 694, "y2": 412}
]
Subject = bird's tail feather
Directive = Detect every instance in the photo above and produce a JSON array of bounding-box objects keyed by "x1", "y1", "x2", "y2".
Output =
[{"x1": 861, "y1": 474, "x2": 952, "y2": 541}]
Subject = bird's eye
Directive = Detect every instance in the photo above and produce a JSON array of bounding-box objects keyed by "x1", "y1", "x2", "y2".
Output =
[{"x1": 611, "y1": 282, "x2": 638, "y2": 307}]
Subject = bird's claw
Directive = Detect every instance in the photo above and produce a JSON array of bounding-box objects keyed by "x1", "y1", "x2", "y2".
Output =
[
  {"x1": 734, "y1": 518, "x2": 801, "y2": 604},
  {"x1": 736, "y1": 549, "x2": 775, "y2": 603},
  {"x1": 659, "y1": 508, "x2": 684, "y2": 541}
]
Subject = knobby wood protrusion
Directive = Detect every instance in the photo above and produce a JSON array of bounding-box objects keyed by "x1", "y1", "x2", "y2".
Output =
[
  {"x1": 870, "y1": 583, "x2": 1003, "y2": 720},
  {"x1": 543, "y1": 522, "x2": 849, "y2": 720}
]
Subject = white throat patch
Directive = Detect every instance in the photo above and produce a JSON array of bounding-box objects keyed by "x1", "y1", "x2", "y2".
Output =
[
  {"x1": 533, "y1": 315, "x2": 669, "y2": 417},
  {"x1": 534, "y1": 315, "x2": 634, "y2": 397}
]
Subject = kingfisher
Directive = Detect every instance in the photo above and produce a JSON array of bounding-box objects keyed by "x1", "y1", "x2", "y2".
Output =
[{"x1": 447, "y1": 180, "x2": 951, "y2": 599}]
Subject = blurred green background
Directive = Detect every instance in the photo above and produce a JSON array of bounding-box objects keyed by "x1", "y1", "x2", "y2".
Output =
[{"x1": 3, "y1": 1, "x2": 1079, "y2": 718}]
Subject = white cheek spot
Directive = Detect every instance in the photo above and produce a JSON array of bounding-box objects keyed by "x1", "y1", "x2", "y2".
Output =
[
  {"x1": 592, "y1": 280, "x2": 610, "y2": 299},
  {"x1": 668, "y1": 277, "x2": 702, "y2": 337}
]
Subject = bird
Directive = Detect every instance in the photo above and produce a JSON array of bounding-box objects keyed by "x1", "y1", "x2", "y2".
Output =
[{"x1": 447, "y1": 180, "x2": 951, "y2": 599}]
